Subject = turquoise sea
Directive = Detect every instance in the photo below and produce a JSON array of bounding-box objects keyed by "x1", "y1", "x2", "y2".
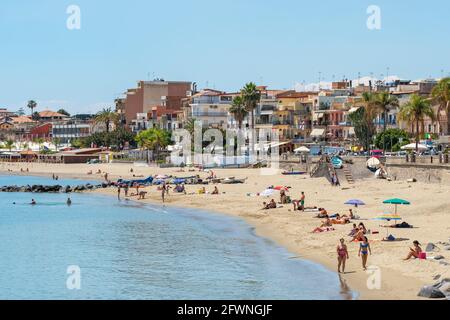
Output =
[{"x1": 0, "y1": 175, "x2": 354, "y2": 300}]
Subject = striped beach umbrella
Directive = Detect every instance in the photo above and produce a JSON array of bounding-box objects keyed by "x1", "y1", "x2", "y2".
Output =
[{"x1": 374, "y1": 213, "x2": 402, "y2": 237}]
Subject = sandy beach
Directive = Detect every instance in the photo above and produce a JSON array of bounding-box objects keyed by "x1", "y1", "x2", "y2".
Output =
[{"x1": 1, "y1": 161, "x2": 449, "y2": 300}]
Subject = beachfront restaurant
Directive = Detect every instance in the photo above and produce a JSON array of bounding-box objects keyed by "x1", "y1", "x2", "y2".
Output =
[
  {"x1": 0, "y1": 151, "x2": 21, "y2": 162},
  {"x1": 37, "y1": 148, "x2": 102, "y2": 164}
]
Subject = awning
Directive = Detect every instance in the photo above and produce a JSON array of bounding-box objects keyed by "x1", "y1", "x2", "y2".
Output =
[
  {"x1": 312, "y1": 111, "x2": 325, "y2": 121},
  {"x1": 348, "y1": 107, "x2": 361, "y2": 113},
  {"x1": 310, "y1": 128, "x2": 325, "y2": 137}
]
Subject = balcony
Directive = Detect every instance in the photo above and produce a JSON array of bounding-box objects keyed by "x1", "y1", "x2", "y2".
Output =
[{"x1": 192, "y1": 112, "x2": 228, "y2": 117}]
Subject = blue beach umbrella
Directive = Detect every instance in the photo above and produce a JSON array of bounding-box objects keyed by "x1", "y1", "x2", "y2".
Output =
[{"x1": 345, "y1": 199, "x2": 366, "y2": 208}]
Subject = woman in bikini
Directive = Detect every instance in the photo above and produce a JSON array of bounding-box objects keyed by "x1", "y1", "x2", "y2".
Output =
[
  {"x1": 337, "y1": 238, "x2": 349, "y2": 273},
  {"x1": 358, "y1": 236, "x2": 371, "y2": 270},
  {"x1": 404, "y1": 241, "x2": 422, "y2": 260}
]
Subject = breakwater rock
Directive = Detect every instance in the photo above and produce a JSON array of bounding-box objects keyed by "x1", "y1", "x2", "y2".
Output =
[{"x1": 0, "y1": 182, "x2": 113, "y2": 193}]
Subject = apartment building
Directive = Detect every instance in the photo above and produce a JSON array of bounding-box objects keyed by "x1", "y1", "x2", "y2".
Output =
[{"x1": 122, "y1": 80, "x2": 192, "y2": 128}]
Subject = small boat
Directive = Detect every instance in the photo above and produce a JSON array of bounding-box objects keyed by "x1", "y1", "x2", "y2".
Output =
[{"x1": 282, "y1": 171, "x2": 307, "y2": 175}]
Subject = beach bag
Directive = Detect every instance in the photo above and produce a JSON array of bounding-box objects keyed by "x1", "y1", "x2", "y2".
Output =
[{"x1": 419, "y1": 252, "x2": 427, "y2": 260}]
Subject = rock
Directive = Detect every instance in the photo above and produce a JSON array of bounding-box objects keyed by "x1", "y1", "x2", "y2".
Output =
[
  {"x1": 439, "y1": 261, "x2": 449, "y2": 266},
  {"x1": 433, "y1": 274, "x2": 441, "y2": 280},
  {"x1": 418, "y1": 285, "x2": 446, "y2": 298},
  {"x1": 445, "y1": 246, "x2": 450, "y2": 251},
  {"x1": 426, "y1": 243, "x2": 437, "y2": 252},
  {"x1": 440, "y1": 282, "x2": 450, "y2": 298},
  {"x1": 434, "y1": 255, "x2": 445, "y2": 260}
]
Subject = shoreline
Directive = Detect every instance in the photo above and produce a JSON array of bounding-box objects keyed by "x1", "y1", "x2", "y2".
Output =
[{"x1": 1, "y1": 162, "x2": 448, "y2": 300}]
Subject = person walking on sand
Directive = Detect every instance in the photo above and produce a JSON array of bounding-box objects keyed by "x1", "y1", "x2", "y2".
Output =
[
  {"x1": 161, "y1": 185, "x2": 166, "y2": 203},
  {"x1": 300, "y1": 192, "x2": 305, "y2": 211},
  {"x1": 358, "y1": 236, "x2": 371, "y2": 270},
  {"x1": 337, "y1": 238, "x2": 349, "y2": 273}
]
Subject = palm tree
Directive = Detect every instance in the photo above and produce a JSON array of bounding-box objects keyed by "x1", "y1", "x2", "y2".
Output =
[
  {"x1": 431, "y1": 77, "x2": 450, "y2": 134},
  {"x1": 229, "y1": 96, "x2": 248, "y2": 129},
  {"x1": 135, "y1": 128, "x2": 171, "y2": 160},
  {"x1": 27, "y1": 100, "x2": 37, "y2": 116},
  {"x1": 373, "y1": 92, "x2": 399, "y2": 133},
  {"x1": 52, "y1": 137, "x2": 61, "y2": 151},
  {"x1": 183, "y1": 118, "x2": 197, "y2": 136},
  {"x1": 398, "y1": 94, "x2": 436, "y2": 153},
  {"x1": 4, "y1": 139, "x2": 15, "y2": 152},
  {"x1": 94, "y1": 108, "x2": 119, "y2": 133},
  {"x1": 241, "y1": 82, "x2": 260, "y2": 130},
  {"x1": 34, "y1": 137, "x2": 45, "y2": 152}
]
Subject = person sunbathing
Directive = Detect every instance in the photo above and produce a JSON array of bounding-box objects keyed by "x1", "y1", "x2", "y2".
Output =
[
  {"x1": 262, "y1": 199, "x2": 277, "y2": 210},
  {"x1": 348, "y1": 223, "x2": 359, "y2": 236},
  {"x1": 404, "y1": 241, "x2": 423, "y2": 260},
  {"x1": 312, "y1": 219, "x2": 334, "y2": 233},
  {"x1": 331, "y1": 214, "x2": 350, "y2": 225},
  {"x1": 316, "y1": 208, "x2": 328, "y2": 218},
  {"x1": 351, "y1": 226, "x2": 366, "y2": 242}
]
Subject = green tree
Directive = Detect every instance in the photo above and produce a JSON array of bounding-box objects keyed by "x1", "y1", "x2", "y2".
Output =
[
  {"x1": 373, "y1": 92, "x2": 399, "y2": 133},
  {"x1": 27, "y1": 100, "x2": 37, "y2": 116},
  {"x1": 431, "y1": 77, "x2": 450, "y2": 134},
  {"x1": 241, "y1": 82, "x2": 260, "y2": 130},
  {"x1": 57, "y1": 109, "x2": 71, "y2": 117},
  {"x1": 229, "y1": 96, "x2": 248, "y2": 129},
  {"x1": 34, "y1": 137, "x2": 45, "y2": 152},
  {"x1": 184, "y1": 118, "x2": 196, "y2": 136},
  {"x1": 398, "y1": 94, "x2": 436, "y2": 152},
  {"x1": 374, "y1": 128, "x2": 410, "y2": 152},
  {"x1": 4, "y1": 139, "x2": 15, "y2": 152},
  {"x1": 16, "y1": 108, "x2": 25, "y2": 116},
  {"x1": 32, "y1": 111, "x2": 41, "y2": 121},
  {"x1": 348, "y1": 92, "x2": 378, "y2": 151},
  {"x1": 71, "y1": 139, "x2": 83, "y2": 149},
  {"x1": 135, "y1": 128, "x2": 171, "y2": 159},
  {"x1": 52, "y1": 137, "x2": 61, "y2": 151},
  {"x1": 94, "y1": 108, "x2": 119, "y2": 133}
]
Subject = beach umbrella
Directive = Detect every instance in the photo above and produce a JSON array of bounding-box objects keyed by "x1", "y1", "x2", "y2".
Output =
[
  {"x1": 294, "y1": 146, "x2": 310, "y2": 153},
  {"x1": 375, "y1": 213, "x2": 403, "y2": 237},
  {"x1": 273, "y1": 186, "x2": 289, "y2": 191},
  {"x1": 345, "y1": 199, "x2": 365, "y2": 207},
  {"x1": 374, "y1": 213, "x2": 403, "y2": 237},
  {"x1": 383, "y1": 198, "x2": 411, "y2": 214},
  {"x1": 401, "y1": 143, "x2": 428, "y2": 151}
]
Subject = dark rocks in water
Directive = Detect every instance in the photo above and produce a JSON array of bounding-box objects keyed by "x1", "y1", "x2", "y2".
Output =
[{"x1": 0, "y1": 183, "x2": 102, "y2": 194}]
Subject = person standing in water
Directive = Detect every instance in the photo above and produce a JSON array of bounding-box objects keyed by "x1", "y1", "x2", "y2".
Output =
[
  {"x1": 31, "y1": 199, "x2": 36, "y2": 205},
  {"x1": 117, "y1": 185, "x2": 121, "y2": 200},
  {"x1": 358, "y1": 236, "x2": 372, "y2": 271},
  {"x1": 161, "y1": 185, "x2": 166, "y2": 203},
  {"x1": 67, "y1": 197, "x2": 72, "y2": 206},
  {"x1": 337, "y1": 238, "x2": 349, "y2": 273}
]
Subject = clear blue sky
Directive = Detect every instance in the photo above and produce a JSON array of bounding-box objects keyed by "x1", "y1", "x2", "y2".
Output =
[{"x1": 1, "y1": 0, "x2": 450, "y2": 114}]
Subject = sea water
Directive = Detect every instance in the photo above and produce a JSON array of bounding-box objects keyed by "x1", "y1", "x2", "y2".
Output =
[{"x1": 0, "y1": 175, "x2": 355, "y2": 300}]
